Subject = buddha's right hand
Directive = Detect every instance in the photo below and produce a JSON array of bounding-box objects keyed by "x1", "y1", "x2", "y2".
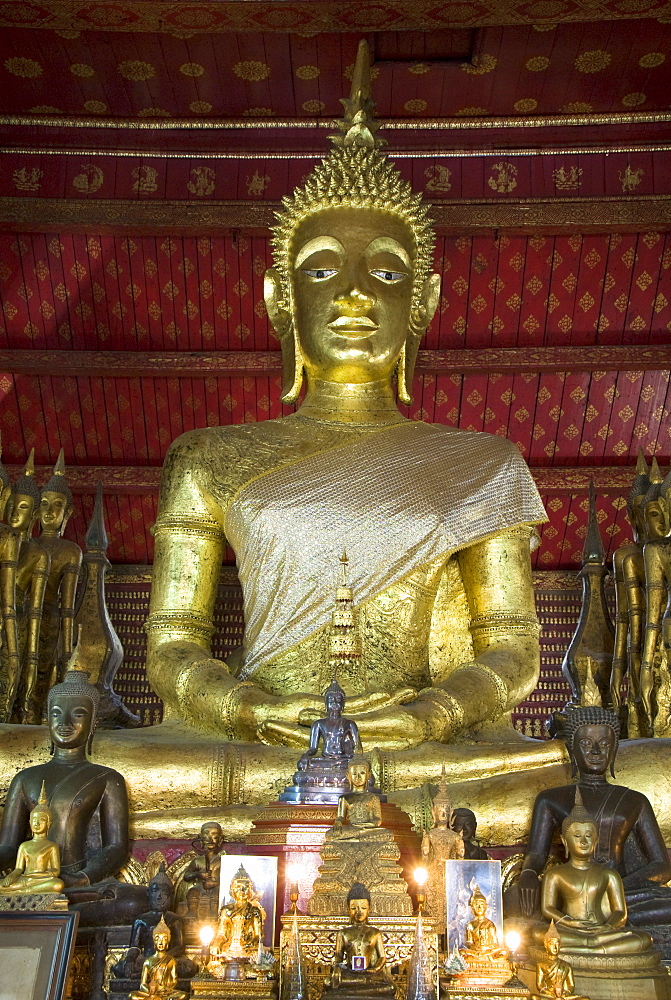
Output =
[{"x1": 518, "y1": 870, "x2": 540, "y2": 917}]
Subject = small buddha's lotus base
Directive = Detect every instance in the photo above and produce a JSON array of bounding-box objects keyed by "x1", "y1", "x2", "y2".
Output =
[
  {"x1": 441, "y1": 983, "x2": 530, "y2": 1000},
  {"x1": 190, "y1": 973, "x2": 278, "y2": 1000},
  {"x1": 527, "y1": 944, "x2": 663, "y2": 974},
  {"x1": 0, "y1": 891, "x2": 68, "y2": 911},
  {"x1": 453, "y1": 953, "x2": 513, "y2": 990}
]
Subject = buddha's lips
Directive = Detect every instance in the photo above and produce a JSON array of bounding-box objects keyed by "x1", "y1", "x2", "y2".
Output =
[{"x1": 328, "y1": 316, "x2": 378, "y2": 335}]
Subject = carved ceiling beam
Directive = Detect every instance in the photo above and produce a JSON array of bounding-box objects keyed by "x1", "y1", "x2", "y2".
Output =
[
  {"x1": 2, "y1": 196, "x2": 671, "y2": 236},
  {"x1": 1, "y1": 346, "x2": 669, "y2": 378},
  {"x1": 0, "y1": 0, "x2": 666, "y2": 32},
  {"x1": 3, "y1": 464, "x2": 638, "y2": 496}
]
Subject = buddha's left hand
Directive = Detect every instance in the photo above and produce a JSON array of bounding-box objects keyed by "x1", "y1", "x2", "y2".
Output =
[{"x1": 260, "y1": 698, "x2": 429, "y2": 751}]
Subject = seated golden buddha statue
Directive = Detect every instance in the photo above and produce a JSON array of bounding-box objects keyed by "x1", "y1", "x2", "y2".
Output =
[
  {"x1": 324, "y1": 882, "x2": 394, "y2": 998},
  {"x1": 1, "y1": 780, "x2": 64, "y2": 894},
  {"x1": 129, "y1": 916, "x2": 188, "y2": 1000},
  {"x1": 531, "y1": 790, "x2": 653, "y2": 956},
  {"x1": 210, "y1": 864, "x2": 265, "y2": 970},
  {"x1": 531, "y1": 922, "x2": 589, "y2": 1000},
  {"x1": 457, "y1": 885, "x2": 511, "y2": 987},
  {"x1": 331, "y1": 756, "x2": 385, "y2": 840}
]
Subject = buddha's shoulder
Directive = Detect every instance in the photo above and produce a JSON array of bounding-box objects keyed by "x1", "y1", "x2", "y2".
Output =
[
  {"x1": 421, "y1": 423, "x2": 526, "y2": 462},
  {"x1": 164, "y1": 419, "x2": 317, "y2": 467}
]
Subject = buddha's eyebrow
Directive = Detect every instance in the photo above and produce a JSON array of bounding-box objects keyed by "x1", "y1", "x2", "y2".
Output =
[
  {"x1": 366, "y1": 237, "x2": 410, "y2": 266},
  {"x1": 295, "y1": 237, "x2": 345, "y2": 268}
]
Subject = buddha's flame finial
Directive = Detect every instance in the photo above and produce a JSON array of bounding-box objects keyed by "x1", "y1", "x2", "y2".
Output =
[
  {"x1": 340, "y1": 550, "x2": 349, "y2": 585},
  {"x1": 38, "y1": 779, "x2": 48, "y2": 807},
  {"x1": 544, "y1": 919, "x2": 560, "y2": 944},
  {"x1": 636, "y1": 447, "x2": 649, "y2": 477},
  {"x1": 332, "y1": 40, "x2": 382, "y2": 151},
  {"x1": 650, "y1": 457, "x2": 663, "y2": 484},
  {"x1": 53, "y1": 447, "x2": 66, "y2": 477},
  {"x1": 25, "y1": 448, "x2": 35, "y2": 477},
  {"x1": 583, "y1": 479, "x2": 605, "y2": 565}
]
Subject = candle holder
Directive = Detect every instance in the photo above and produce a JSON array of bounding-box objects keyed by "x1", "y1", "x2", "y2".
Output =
[
  {"x1": 504, "y1": 929, "x2": 527, "y2": 990},
  {"x1": 198, "y1": 925, "x2": 215, "y2": 980}
]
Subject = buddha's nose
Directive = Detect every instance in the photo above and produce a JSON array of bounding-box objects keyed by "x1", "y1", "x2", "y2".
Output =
[{"x1": 334, "y1": 287, "x2": 374, "y2": 317}]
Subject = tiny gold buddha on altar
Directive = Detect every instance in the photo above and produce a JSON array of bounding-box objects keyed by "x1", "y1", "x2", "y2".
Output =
[
  {"x1": 128, "y1": 916, "x2": 188, "y2": 1000},
  {"x1": 0, "y1": 780, "x2": 64, "y2": 895},
  {"x1": 455, "y1": 885, "x2": 511, "y2": 989},
  {"x1": 209, "y1": 865, "x2": 265, "y2": 975},
  {"x1": 531, "y1": 922, "x2": 589, "y2": 1000},
  {"x1": 323, "y1": 882, "x2": 393, "y2": 999},
  {"x1": 420, "y1": 768, "x2": 464, "y2": 928}
]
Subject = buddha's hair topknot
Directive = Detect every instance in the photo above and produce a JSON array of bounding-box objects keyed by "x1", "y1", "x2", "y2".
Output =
[
  {"x1": 562, "y1": 706, "x2": 619, "y2": 778},
  {"x1": 347, "y1": 881, "x2": 371, "y2": 903},
  {"x1": 47, "y1": 669, "x2": 100, "y2": 726},
  {"x1": 42, "y1": 449, "x2": 73, "y2": 508},
  {"x1": 271, "y1": 41, "x2": 435, "y2": 313}
]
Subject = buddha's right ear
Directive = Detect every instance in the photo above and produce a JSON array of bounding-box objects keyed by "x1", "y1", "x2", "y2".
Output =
[
  {"x1": 264, "y1": 267, "x2": 303, "y2": 404},
  {"x1": 0, "y1": 485, "x2": 10, "y2": 521}
]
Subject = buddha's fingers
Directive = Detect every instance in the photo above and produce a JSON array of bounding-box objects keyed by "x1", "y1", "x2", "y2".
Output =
[
  {"x1": 258, "y1": 719, "x2": 311, "y2": 748},
  {"x1": 297, "y1": 688, "x2": 416, "y2": 725}
]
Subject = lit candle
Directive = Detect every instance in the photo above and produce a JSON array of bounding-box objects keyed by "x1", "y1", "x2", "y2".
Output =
[
  {"x1": 414, "y1": 866, "x2": 428, "y2": 914},
  {"x1": 286, "y1": 862, "x2": 301, "y2": 913},
  {"x1": 199, "y1": 925, "x2": 214, "y2": 972}
]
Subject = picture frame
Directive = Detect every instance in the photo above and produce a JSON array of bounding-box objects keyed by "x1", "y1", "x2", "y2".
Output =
[
  {"x1": 218, "y1": 855, "x2": 278, "y2": 948},
  {"x1": 444, "y1": 858, "x2": 503, "y2": 951},
  {"x1": 0, "y1": 910, "x2": 79, "y2": 1000}
]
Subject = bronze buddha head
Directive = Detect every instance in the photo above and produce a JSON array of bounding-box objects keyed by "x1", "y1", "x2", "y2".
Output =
[
  {"x1": 6, "y1": 449, "x2": 40, "y2": 535},
  {"x1": 40, "y1": 449, "x2": 74, "y2": 536},
  {"x1": 347, "y1": 881, "x2": 371, "y2": 923},
  {"x1": 47, "y1": 668, "x2": 100, "y2": 753},
  {"x1": 563, "y1": 706, "x2": 619, "y2": 778},
  {"x1": 148, "y1": 864, "x2": 174, "y2": 912}
]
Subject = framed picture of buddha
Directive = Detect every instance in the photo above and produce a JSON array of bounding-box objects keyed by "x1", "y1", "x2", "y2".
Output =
[
  {"x1": 0, "y1": 910, "x2": 78, "y2": 1000},
  {"x1": 445, "y1": 859, "x2": 503, "y2": 951},
  {"x1": 217, "y1": 854, "x2": 278, "y2": 949}
]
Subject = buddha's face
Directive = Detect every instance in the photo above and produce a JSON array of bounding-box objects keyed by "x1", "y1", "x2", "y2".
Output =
[
  {"x1": 545, "y1": 936, "x2": 560, "y2": 958},
  {"x1": 348, "y1": 898, "x2": 370, "y2": 923},
  {"x1": 562, "y1": 821, "x2": 596, "y2": 860},
  {"x1": 325, "y1": 691, "x2": 344, "y2": 716},
  {"x1": 231, "y1": 879, "x2": 252, "y2": 902},
  {"x1": 452, "y1": 810, "x2": 476, "y2": 841},
  {"x1": 471, "y1": 896, "x2": 487, "y2": 918},
  {"x1": 148, "y1": 883, "x2": 172, "y2": 911},
  {"x1": 200, "y1": 822, "x2": 223, "y2": 851},
  {"x1": 644, "y1": 499, "x2": 669, "y2": 540},
  {"x1": 572, "y1": 723, "x2": 615, "y2": 775},
  {"x1": 40, "y1": 491, "x2": 70, "y2": 534},
  {"x1": 30, "y1": 808, "x2": 50, "y2": 837},
  {"x1": 7, "y1": 493, "x2": 36, "y2": 533},
  {"x1": 288, "y1": 207, "x2": 419, "y2": 384},
  {"x1": 153, "y1": 931, "x2": 170, "y2": 953},
  {"x1": 433, "y1": 802, "x2": 450, "y2": 827},
  {"x1": 49, "y1": 695, "x2": 93, "y2": 749},
  {"x1": 348, "y1": 763, "x2": 370, "y2": 791}
]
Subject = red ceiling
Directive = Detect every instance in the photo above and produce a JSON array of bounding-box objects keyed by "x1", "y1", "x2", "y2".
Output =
[{"x1": 0, "y1": 23, "x2": 670, "y2": 120}]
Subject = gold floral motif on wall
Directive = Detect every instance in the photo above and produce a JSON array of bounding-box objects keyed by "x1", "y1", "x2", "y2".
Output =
[
  {"x1": 575, "y1": 49, "x2": 612, "y2": 72},
  {"x1": 462, "y1": 53, "x2": 498, "y2": 74},
  {"x1": 4, "y1": 56, "x2": 42, "y2": 77},
  {"x1": 118, "y1": 59, "x2": 156, "y2": 80},
  {"x1": 233, "y1": 60, "x2": 270, "y2": 81}
]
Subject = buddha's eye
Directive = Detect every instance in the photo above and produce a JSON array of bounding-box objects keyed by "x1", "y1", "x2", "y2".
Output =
[
  {"x1": 370, "y1": 269, "x2": 406, "y2": 283},
  {"x1": 302, "y1": 268, "x2": 338, "y2": 280}
]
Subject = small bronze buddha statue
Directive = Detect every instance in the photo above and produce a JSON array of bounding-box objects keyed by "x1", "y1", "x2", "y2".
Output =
[
  {"x1": 451, "y1": 808, "x2": 489, "y2": 860},
  {"x1": 114, "y1": 864, "x2": 195, "y2": 980},
  {"x1": 0, "y1": 780, "x2": 64, "y2": 895},
  {"x1": 210, "y1": 864, "x2": 265, "y2": 971},
  {"x1": 532, "y1": 790, "x2": 653, "y2": 956},
  {"x1": 279, "y1": 677, "x2": 362, "y2": 804},
  {"x1": 531, "y1": 922, "x2": 589, "y2": 1000},
  {"x1": 324, "y1": 882, "x2": 394, "y2": 998},
  {"x1": 34, "y1": 450, "x2": 82, "y2": 719},
  {"x1": 0, "y1": 660, "x2": 146, "y2": 924},
  {"x1": 420, "y1": 769, "x2": 464, "y2": 927},
  {"x1": 2, "y1": 450, "x2": 50, "y2": 723},
  {"x1": 128, "y1": 915, "x2": 188, "y2": 1000},
  {"x1": 517, "y1": 705, "x2": 671, "y2": 925},
  {"x1": 177, "y1": 820, "x2": 226, "y2": 923}
]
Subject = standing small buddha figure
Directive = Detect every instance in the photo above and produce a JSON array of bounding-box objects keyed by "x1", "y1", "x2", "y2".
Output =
[
  {"x1": 0, "y1": 435, "x2": 21, "y2": 721},
  {"x1": 531, "y1": 922, "x2": 589, "y2": 1000},
  {"x1": 1, "y1": 450, "x2": 50, "y2": 723},
  {"x1": 128, "y1": 916, "x2": 188, "y2": 1000},
  {"x1": 639, "y1": 463, "x2": 671, "y2": 737},
  {"x1": 421, "y1": 769, "x2": 464, "y2": 928},
  {"x1": 1, "y1": 780, "x2": 64, "y2": 895},
  {"x1": 34, "y1": 450, "x2": 82, "y2": 721}
]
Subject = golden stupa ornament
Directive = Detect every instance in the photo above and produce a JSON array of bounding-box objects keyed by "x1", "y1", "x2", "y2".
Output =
[
  {"x1": 325, "y1": 552, "x2": 364, "y2": 691},
  {"x1": 270, "y1": 39, "x2": 435, "y2": 404}
]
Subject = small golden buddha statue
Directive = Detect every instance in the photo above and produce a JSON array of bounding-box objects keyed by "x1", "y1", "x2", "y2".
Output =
[
  {"x1": 420, "y1": 769, "x2": 464, "y2": 927},
  {"x1": 128, "y1": 916, "x2": 188, "y2": 1000},
  {"x1": 455, "y1": 884, "x2": 511, "y2": 988},
  {"x1": 610, "y1": 449, "x2": 649, "y2": 720},
  {"x1": 2, "y1": 450, "x2": 51, "y2": 723},
  {"x1": 324, "y1": 882, "x2": 393, "y2": 997},
  {"x1": 210, "y1": 865, "x2": 265, "y2": 967},
  {"x1": 639, "y1": 463, "x2": 671, "y2": 736},
  {"x1": 532, "y1": 790, "x2": 653, "y2": 956},
  {"x1": 34, "y1": 450, "x2": 82, "y2": 722},
  {"x1": 331, "y1": 756, "x2": 384, "y2": 841},
  {"x1": 0, "y1": 780, "x2": 64, "y2": 894},
  {"x1": 531, "y1": 922, "x2": 589, "y2": 1000}
]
